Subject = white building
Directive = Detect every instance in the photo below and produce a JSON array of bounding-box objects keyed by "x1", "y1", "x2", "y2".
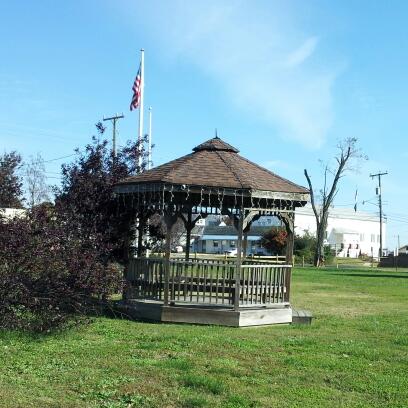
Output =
[
  {"x1": 0, "y1": 207, "x2": 25, "y2": 219},
  {"x1": 294, "y1": 205, "x2": 385, "y2": 258}
]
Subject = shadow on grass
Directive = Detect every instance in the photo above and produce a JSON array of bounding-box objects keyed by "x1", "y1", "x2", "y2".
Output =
[{"x1": 332, "y1": 273, "x2": 408, "y2": 279}]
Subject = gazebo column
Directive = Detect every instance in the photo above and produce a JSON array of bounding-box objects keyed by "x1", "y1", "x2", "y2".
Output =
[
  {"x1": 163, "y1": 212, "x2": 179, "y2": 306},
  {"x1": 281, "y1": 212, "x2": 295, "y2": 303},
  {"x1": 231, "y1": 209, "x2": 260, "y2": 309},
  {"x1": 242, "y1": 233, "x2": 248, "y2": 258},
  {"x1": 242, "y1": 211, "x2": 261, "y2": 258},
  {"x1": 234, "y1": 210, "x2": 244, "y2": 311},
  {"x1": 123, "y1": 212, "x2": 137, "y2": 301},
  {"x1": 136, "y1": 215, "x2": 146, "y2": 257},
  {"x1": 281, "y1": 213, "x2": 295, "y2": 265},
  {"x1": 180, "y1": 208, "x2": 200, "y2": 261},
  {"x1": 185, "y1": 210, "x2": 192, "y2": 261}
]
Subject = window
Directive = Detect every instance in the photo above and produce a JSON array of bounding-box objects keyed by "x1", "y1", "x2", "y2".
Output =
[
  {"x1": 371, "y1": 234, "x2": 375, "y2": 243},
  {"x1": 213, "y1": 241, "x2": 219, "y2": 248},
  {"x1": 230, "y1": 240, "x2": 236, "y2": 247},
  {"x1": 360, "y1": 234, "x2": 365, "y2": 242}
]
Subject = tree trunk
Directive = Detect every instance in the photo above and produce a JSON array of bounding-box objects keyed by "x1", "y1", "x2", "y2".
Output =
[{"x1": 314, "y1": 213, "x2": 328, "y2": 267}]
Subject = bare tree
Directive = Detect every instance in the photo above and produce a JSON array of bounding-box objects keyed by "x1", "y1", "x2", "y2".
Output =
[
  {"x1": 304, "y1": 137, "x2": 366, "y2": 267},
  {"x1": 24, "y1": 153, "x2": 50, "y2": 208}
]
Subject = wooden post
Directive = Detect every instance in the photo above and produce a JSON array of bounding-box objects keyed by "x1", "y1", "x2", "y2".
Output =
[
  {"x1": 185, "y1": 208, "x2": 192, "y2": 261},
  {"x1": 280, "y1": 213, "x2": 295, "y2": 303},
  {"x1": 163, "y1": 212, "x2": 178, "y2": 306},
  {"x1": 243, "y1": 232, "x2": 248, "y2": 258},
  {"x1": 282, "y1": 214, "x2": 295, "y2": 266},
  {"x1": 164, "y1": 227, "x2": 171, "y2": 306},
  {"x1": 137, "y1": 216, "x2": 145, "y2": 257},
  {"x1": 123, "y1": 213, "x2": 137, "y2": 302},
  {"x1": 234, "y1": 209, "x2": 244, "y2": 311},
  {"x1": 284, "y1": 266, "x2": 291, "y2": 302}
]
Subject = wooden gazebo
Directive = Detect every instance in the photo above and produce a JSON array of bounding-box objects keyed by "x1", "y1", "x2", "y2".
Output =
[{"x1": 115, "y1": 137, "x2": 309, "y2": 326}]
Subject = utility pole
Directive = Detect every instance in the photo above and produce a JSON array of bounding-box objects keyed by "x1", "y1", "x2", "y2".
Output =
[
  {"x1": 103, "y1": 113, "x2": 124, "y2": 158},
  {"x1": 370, "y1": 171, "x2": 388, "y2": 259},
  {"x1": 396, "y1": 234, "x2": 400, "y2": 271}
]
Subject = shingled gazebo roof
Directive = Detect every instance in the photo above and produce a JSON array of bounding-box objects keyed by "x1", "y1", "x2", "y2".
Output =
[{"x1": 117, "y1": 137, "x2": 308, "y2": 195}]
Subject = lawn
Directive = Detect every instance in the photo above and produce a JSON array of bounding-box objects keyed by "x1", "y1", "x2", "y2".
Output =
[{"x1": 1, "y1": 267, "x2": 408, "y2": 408}]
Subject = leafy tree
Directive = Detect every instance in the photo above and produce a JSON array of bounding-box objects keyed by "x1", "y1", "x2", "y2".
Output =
[
  {"x1": 259, "y1": 227, "x2": 287, "y2": 255},
  {"x1": 0, "y1": 124, "x2": 150, "y2": 331},
  {"x1": 0, "y1": 205, "x2": 122, "y2": 332},
  {"x1": 304, "y1": 138, "x2": 366, "y2": 266},
  {"x1": 0, "y1": 151, "x2": 23, "y2": 208},
  {"x1": 54, "y1": 123, "x2": 147, "y2": 262},
  {"x1": 294, "y1": 232, "x2": 334, "y2": 265},
  {"x1": 294, "y1": 232, "x2": 318, "y2": 264}
]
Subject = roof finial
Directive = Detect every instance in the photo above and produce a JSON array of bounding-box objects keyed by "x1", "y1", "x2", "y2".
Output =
[{"x1": 215, "y1": 128, "x2": 219, "y2": 139}]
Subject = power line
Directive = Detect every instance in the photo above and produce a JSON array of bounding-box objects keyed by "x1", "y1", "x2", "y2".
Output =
[
  {"x1": 43, "y1": 153, "x2": 77, "y2": 163},
  {"x1": 18, "y1": 153, "x2": 78, "y2": 168}
]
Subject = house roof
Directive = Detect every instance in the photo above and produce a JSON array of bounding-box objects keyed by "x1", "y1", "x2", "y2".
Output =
[
  {"x1": 332, "y1": 227, "x2": 360, "y2": 235},
  {"x1": 202, "y1": 225, "x2": 272, "y2": 237},
  {"x1": 117, "y1": 137, "x2": 308, "y2": 194},
  {"x1": 296, "y1": 204, "x2": 381, "y2": 222}
]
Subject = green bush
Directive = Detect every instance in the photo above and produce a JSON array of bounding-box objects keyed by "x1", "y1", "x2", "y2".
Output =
[{"x1": 294, "y1": 232, "x2": 334, "y2": 265}]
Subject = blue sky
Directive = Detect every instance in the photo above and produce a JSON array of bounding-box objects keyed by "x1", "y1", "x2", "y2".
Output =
[{"x1": 1, "y1": 0, "x2": 407, "y2": 248}]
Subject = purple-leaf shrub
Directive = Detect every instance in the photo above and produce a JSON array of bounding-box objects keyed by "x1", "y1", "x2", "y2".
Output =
[{"x1": 0, "y1": 206, "x2": 122, "y2": 332}]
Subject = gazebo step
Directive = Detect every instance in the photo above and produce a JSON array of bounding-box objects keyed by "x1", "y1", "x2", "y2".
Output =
[
  {"x1": 117, "y1": 300, "x2": 292, "y2": 327},
  {"x1": 291, "y1": 309, "x2": 313, "y2": 325}
]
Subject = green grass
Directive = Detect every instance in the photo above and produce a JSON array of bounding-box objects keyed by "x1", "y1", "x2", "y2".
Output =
[{"x1": 1, "y1": 267, "x2": 408, "y2": 407}]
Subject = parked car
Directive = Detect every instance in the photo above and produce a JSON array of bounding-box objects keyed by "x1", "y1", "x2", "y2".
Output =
[
  {"x1": 225, "y1": 249, "x2": 245, "y2": 256},
  {"x1": 171, "y1": 246, "x2": 183, "y2": 253}
]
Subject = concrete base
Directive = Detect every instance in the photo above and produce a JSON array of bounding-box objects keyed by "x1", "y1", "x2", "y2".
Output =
[
  {"x1": 117, "y1": 300, "x2": 292, "y2": 327},
  {"x1": 292, "y1": 309, "x2": 313, "y2": 325}
]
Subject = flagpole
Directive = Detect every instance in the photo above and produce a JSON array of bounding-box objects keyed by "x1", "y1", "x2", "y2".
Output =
[
  {"x1": 138, "y1": 49, "x2": 145, "y2": 168},
  {"x1": 145, "y1": 105, "x2": 152, "y2": 258},
  {"x1": 148, "y1": 106, "x2": 152, "y2": 170}
]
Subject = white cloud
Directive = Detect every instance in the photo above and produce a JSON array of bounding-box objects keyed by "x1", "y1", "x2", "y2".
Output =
[
  {"x1": 120, "y1": 0, "x2": 341, "y2": 147},
  {"x1": 285, "y1": 37, "x2": 319, "y2": 68},
  {"x1": 261, "y1": 160, "x2": 289, "y2": 171}
]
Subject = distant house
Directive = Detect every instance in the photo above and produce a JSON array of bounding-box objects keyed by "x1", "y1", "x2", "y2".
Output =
[
  {"x1": 399, "y1": 245, "x2": 408, "y2": 255},
  {"x1": 192, "y1": 225, "x2": 271, "y2": 255}
]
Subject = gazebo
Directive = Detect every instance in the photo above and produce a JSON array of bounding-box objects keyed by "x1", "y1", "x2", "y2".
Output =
[{"x1": 115, "y1": 136, "x2": 309, "y2": 326}]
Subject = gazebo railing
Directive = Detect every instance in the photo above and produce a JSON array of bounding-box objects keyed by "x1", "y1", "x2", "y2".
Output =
[
  {"x1": 126, "y1": 258, "x2": 291, "y2": 306},
  {"x1": 170, "y1": 255, "x2": 288, "y2": 266},
  {"x1": 168, "y1": 260, "x2": 236, "y2": 304},
  {"x1": 239, "y1": 264, "x2": 290, "y2": 305}
]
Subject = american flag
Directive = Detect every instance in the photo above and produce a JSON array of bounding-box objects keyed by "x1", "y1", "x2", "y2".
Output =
[{"x1": 130, "y1": 64, "x2": 141, "y2": 111}]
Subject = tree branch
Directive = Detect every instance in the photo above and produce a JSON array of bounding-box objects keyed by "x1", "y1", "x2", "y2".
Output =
[{"x1": 304, "y1": 169, "x2": 320, "y2": 226}]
